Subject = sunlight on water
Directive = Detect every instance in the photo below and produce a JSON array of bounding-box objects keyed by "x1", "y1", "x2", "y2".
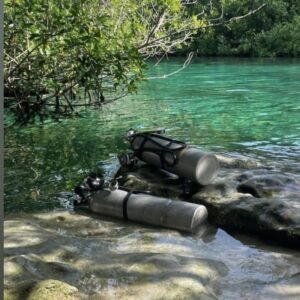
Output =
[{"x1": 4, "y1": 58, "x2": 300, "y2": 212}]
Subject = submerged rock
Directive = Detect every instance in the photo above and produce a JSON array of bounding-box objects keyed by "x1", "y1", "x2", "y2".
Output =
[
  {"x1": 4, "y1": 155, "x2": 300, "y2": 299},
  {"x1": 4, "y1": 211, "x2": 300, "y2": 299},
  {"x1": 117, "y1": 156, "x2": 300, "y2": 247},
  {"x1": 4, "y1": 212, "x2": 227, "y2": 299},
  {"x1": 216, "y1": 154, "x2": 262, "y2": 169},
  {"x1": 27, "y1": 280, "x2": 80, "y2": 300},
  {"x1": 88, "y1": 253, "x2": 226, "y2": 300},
  {"x1": 259, "y1": 272, "x2": 300, "y2": 300}
]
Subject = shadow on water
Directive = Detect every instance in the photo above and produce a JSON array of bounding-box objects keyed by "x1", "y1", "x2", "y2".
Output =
[
  {"x1": 4, "y1": 208, "x2": 300, "y2": 299},
  {"x1": 74, "y1": 207, "x2": 300, "y2": 256}
]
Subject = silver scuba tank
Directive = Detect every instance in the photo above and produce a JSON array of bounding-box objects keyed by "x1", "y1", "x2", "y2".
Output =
[
  {"x1": 89, "y1": 189, "x2": 208, "y2": 233},
  {"x1": 125, "y1": 130, "x2": 219, "y2": 185}
]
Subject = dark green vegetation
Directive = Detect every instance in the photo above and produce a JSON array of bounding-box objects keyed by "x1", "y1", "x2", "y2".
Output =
[
  {"x1": 4, "y1": 58, "x2": 300, "y2": 213},
  {"x1": 4, "y1": 0, "x2": 205, "y2": 123},
  {"x1": 4, "y1": 0, "x2": 266, "y2": 123},
  {"x1": 188, "y1": 0, "x2": 300, "y2": 57},
  {"x1": 4, "y1": 1, "x2": 300, "y2": 122}
]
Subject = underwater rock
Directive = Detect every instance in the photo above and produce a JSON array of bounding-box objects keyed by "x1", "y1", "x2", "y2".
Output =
[
  {"x1": 88, "y1": 253, "x2": 227, "y2": 300},
  {"x1": 4, "y1": 280, "x2": 37, "y2": 300},
  {"x1": 4, "y1": 210, "x2": 300, "y2": 299},
  {"x1": 27, "y1": 279, "x2": 80, "y2": 300},
  {"x1": 4, "y1": 213, "x2": 228, "y2": 299},
  {"x1": 216, "y1": 154, "x2": 262, "y2": 169},
  {"x1": 259, "y1": 272, "x2": 300, "y2": 300}
]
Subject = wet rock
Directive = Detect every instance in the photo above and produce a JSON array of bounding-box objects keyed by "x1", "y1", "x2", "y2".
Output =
[
  {"x1": 192, "y1": 180, "x2": 237, "y2": 202},
  {"x1": 237, "y1": 173, "x2": 300, "y2": 198},
  {"x1": 4, "y1": 253, "x2": 80, "y2": 288},
  {"x1": 4, "y1": 280, "x2": 37, "y2": 300},
  {"x1": 27, "y1": 279, "x2": 80, "y2": 300},
  {"x1": 4, "y1": 211, "x2": 300, "y2": 299},
  {"x1": 203, "y1": 195, "x2": 300, "y2": 243},
  {"x1": 88, "y1": 253, "x2": 227, "y2": 300},
  {"x1": 195, "y1": 175, "x2": 300, "y2": 246},
  {"x1": 216, "y1": 154, "x2": 262, "y2": 169},
  {"x1": 56, "y1": 215, "x2": 66, "y2": 222},
  {"x1": 259, "y1": 272, "x2": 300, "y2": 300},
  {"x1": 4, "y1": 213, "x2": 228, "y2": 299},
  {"x1": 117, "y1": 159, "x2": 300, "y2": 247},
  {"x1": 117, "y1": 165, "x2": 184, "y2": 199}
]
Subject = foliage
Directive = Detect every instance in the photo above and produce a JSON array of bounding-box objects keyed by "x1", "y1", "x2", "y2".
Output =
[
  {"x1": 189, "y1": 0, "x2": 300, "y2": 57},
  {"x1": 4, "y1": 0, "x2": 143, "y2": 122},
  {"x1": 254, "y1": 15, "x2": 300, "y2": 57},
  {"x1": 5, "y1": 0, "x2": 205, "y2": 123},
  {"x1": 4, "y1": 0, "x2": 272, "y2": 123}
]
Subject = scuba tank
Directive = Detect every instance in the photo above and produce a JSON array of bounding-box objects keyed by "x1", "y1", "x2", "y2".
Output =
[
  {"x1": 89, "y1": 188, "x2": 208, "y2": 233},
  {"x1": 119, "y1": 129, "x2": 219, "y2": 186},
  {"x1": 74, "y1": 174, "x2": 208, "y2": 233},
  {"x1": 74, "y1": 129, "x2": 215, "y2": 233}
]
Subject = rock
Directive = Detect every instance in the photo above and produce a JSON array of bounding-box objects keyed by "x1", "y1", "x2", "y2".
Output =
[
  {"x1": 4, "y1": 281, "x2": 36, "y2": 300},
  {"x1": 89, "y1": 253, "x2": 227, "y2": 300},
  {"x1": 4, "y1": 213, "x2": 228, "y2": 299},
  {"x1": 237, "y1": 173, "x2": 300, "y2": 198},
  {"x1": 27, "y1": 279, "x2": 80, "y2": 300},
  {"x1": 117, "y1": 165, "x2": 184, "y2": 199},
  {"x1": 259, "y1": 272, "x2": 300, "y2": 300},
  {"x1": 192, "y1": 180, "x2": 237, "y2": 203},
  {"x1": 216, "y1": 154, "x2": 262, "y2": 169},
  {"x1": 116, "y1": 159, "x2": 300, "y2": 247},
  {"x1": 205, "y1": 195, "x2": 300, "y2": 242},
  {"x1": 195, "y1": 174, "x2": 300, "y2": 246},
  {"x1": 4, "y1": 211, "x2": 300, "y2": 299}
]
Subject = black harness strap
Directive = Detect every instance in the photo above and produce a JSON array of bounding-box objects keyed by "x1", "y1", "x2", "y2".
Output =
[
  {"x1": 130, "y1": 133, "x2": 186, "y2": 169},
  {"x1": 122, "y1": 190, "x2": 133, "y2": 220}
]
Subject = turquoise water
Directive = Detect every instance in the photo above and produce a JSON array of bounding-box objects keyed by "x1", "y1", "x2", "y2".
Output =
[{"x1": 4, "y1": 58, "x2": 300, "y2": 213}]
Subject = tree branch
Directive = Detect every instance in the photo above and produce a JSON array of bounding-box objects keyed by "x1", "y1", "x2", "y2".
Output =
[
  {"x1": 146, "y1": 52, "x2": 194, "y2": 80},
  {"x1": 138, "y1": 4, "x2": 266, "y2": 53}
]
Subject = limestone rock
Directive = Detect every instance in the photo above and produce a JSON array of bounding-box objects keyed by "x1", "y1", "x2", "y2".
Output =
[
  {"x1": 4, "y1": 210, "x2": 300, "y2": 299},
  {"x1": 116, "y1": 158, "x2": 300, "y2": 246},
  {"x1": 216, "y1": 154, "x2": 262, "y2": 169},
  {"x1": 237, "y1": 173, "x2": 300, "y2": 198},
  {"x1": 259, "y1": 272, "x2": 300, "y2": 300},
  {"x1": 4, "y1": 281, "x2": 36, "y2": 300},
  {"x1": 27, "y1": 279, "x2": 80, "y2": 300},
  {"x1": 117, "y1": 165, "x2": 184, "y2": 199}
]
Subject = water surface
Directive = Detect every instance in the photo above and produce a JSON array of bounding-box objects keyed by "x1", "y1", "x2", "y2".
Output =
[
  {"x1": 4, "y1": 57, "x2": 300, "y2": 212},
  {"x1": 4, "y1": 57, "x2": 300, "y2": 299}
]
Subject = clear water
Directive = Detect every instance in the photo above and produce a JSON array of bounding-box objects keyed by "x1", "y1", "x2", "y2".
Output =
[{"x1": 4, "y1": 57, "x2": 300, "y2": 213}]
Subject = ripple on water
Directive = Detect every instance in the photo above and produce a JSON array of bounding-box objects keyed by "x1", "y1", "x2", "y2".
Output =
[{"x1": 4, "y1": 212, "x2": 300, "y2": 299}]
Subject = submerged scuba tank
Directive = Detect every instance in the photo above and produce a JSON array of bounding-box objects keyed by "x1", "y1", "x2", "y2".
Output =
[
  {"x1": 89, "y1": 188, "x2": 208, "y2": 233},
  {"x1": 119, "y1": 129, "x2": 219, "y2": 185}
]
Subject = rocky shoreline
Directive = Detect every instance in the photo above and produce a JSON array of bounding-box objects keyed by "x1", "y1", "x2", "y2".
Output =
[{"x1": 4, "y1": 154, "x2": 300, "y2": 299}]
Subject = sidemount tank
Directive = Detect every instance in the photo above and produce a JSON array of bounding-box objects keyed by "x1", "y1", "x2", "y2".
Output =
[
  {"x1": 127, "y1": 132, "x2": 219, "y2": 185},
  {"x1": 89, "y1": 189, "x2": 208, "y2": 233}
]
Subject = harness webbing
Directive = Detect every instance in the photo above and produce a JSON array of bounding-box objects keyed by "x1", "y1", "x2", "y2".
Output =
[
  {"x1": 122, "y1": 190, "x2": 133, "y2": 220},
  {"x1": 129, "y1": 133, "x2": 186, "y2": 168}
]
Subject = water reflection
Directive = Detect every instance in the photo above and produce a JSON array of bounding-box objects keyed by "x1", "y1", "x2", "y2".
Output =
[{"x1": 4, "y1": 58, "x2": 300, "y2": 213}]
